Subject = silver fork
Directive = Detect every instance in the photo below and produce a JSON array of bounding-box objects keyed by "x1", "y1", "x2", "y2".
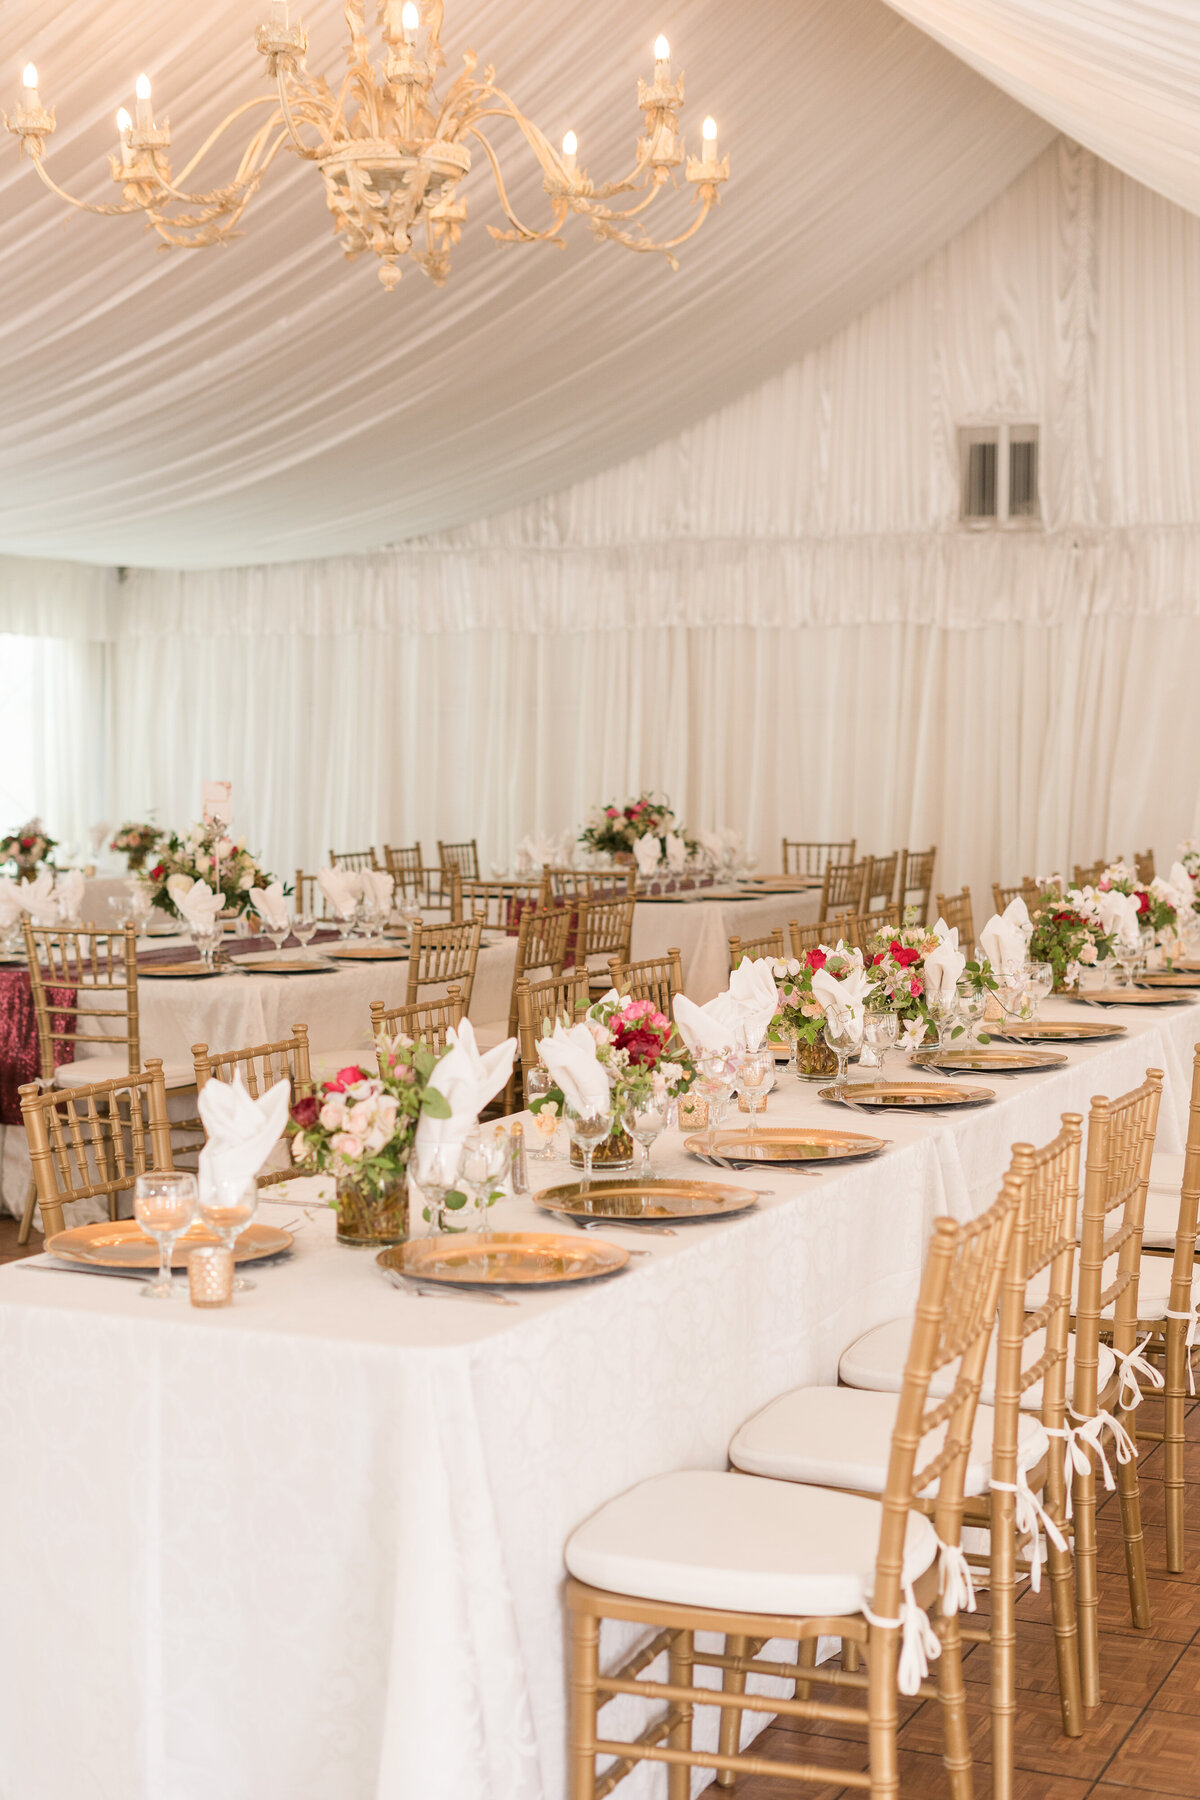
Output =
[
  {"x1": 571, "y1": 1217, "x2": 673, "y2": 1241},
  {"x1": 383, "y1": 1269, "x2": 517, "y2": 1307}
]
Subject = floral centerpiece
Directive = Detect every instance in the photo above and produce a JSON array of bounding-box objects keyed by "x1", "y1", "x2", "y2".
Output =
[
  {"x1": 1028, "y1": 888, "x2": 1115, "y2": 991},
  {"x1": 1096, "y1": 861, "x2": 1179, "y2": 941},
  {"x1": 534, "y1": 988, "x2": 697, "y2": 1167},
  {"x1": 0, "y1": 818, "x2": 56, "y2": 877},
  {"x1": 865, "y1": 926, "x2": 997, "y2": 1044},
  {"x1": 578, "y1": 792, "x2": 697, "y2": 862},
  {"x1": 1178, "y1": 844, "x2": 1200, "y2": 914},
  {"x1": 286, "y1": 1036, "x2": 452, "y2": 1245},
  {"x1": 145, "y1": 821, "x2": 276, "y2": 918},
  {"x1": 110, "y1": 820, "x2": 161, "y2": 873},
  {"x1": 769, "y1": 944, "x2": 864, "y2": 1077}
]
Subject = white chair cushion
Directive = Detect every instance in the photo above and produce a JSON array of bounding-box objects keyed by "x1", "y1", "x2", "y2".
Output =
[
  {"x1": 54, "y1": 1057, "x2": 195, "y2": 1092},
  {"x1": 839, "y1": 1317, "x2": 1116, "y2": 1412},
  {"x1": 564, "y1": 1469, "x2": 937, "y2": 1616},
  {"x1": 1024, "y1": 1254, "x2": 1200, "y2": 1323},
  {"x1": 1142, "y1": 1154, "x2": 1188, "y2": 1248},
  {"x1": 729, "y1": 1387, "x2": 1048, "y2": 1497}
]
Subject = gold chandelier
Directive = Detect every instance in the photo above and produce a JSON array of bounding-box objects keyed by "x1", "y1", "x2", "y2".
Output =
[{"x1": 5, "y1": 2, "x2": 729, "y2": 291}]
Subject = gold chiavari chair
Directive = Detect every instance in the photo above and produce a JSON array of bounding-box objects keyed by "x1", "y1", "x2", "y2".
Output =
[
  {"x1": 411, "y1": 865, "x2": 462, "y2": 921},
  {"x1": 369, "y1": 988, "x2": 464, "y2": 1068},
  {"x1": 1134, "y1": 847, "x2": 1156, "y2": 884},
  {"x1": 992, "y1": 879, "x2": 1039, "y2": 914},
  {"x1": 459, "y1": 877, "x2": 549, "y2": 933},
  {"x1": 383, "y1": 842, "x2": 425, "y2": 896},
  {"x1": 898, "y1": 846, "x2": 936, "y2": 924},
  {"x1": 779, "y1": 839, "x2": 855, "y2": 881},
  {"x1": 405, "y1": 916, "x2": 482, "y2": 1010},
  {"x1": 838, "y1": 906, "x2": 900, "y2": 953},
  {"x1": 1072, "y1": 860, "x2": 1107, "y2": 889},
  {"x1": 607, "y1": 947, "x2": 683, "y2": 1016},
  {"x1": 19, "y1": 1060, "x2": 175, "y2": 1240},
  {"x1": 787, "y1": 916, "x2": 848, "y2": 957},
  {"x1": 573, "y1": 893, "x2": 637, "y2": 988},
  {"x1": 438, "y1": 837, "x2": 480, "y2": 881},
  {"x1": 295, "y1": 871, "x2": 335, "y2": 919},
  {"x1": 515, "y1": 972, "x2": 593, "y2": 1087},
  {"x1": 819, "y1": 855, "x2": 868, "y2": 918},
  {"x1": 727, "y1": 927, "x2": 784, "y2": 971},
  {"x1": 545, "y1": 866, "x2": 638, "y2": 902},
  {"x1": 495, "y1": 905, "x2": 575, "y2": 1105},
  {"x1": 863, "y1": 850, "x2": 899, "y2": 913},
  {"x1": 564, "y1": 1186, "x2": 1017, "y2": 1800},
  {"x1": 329, "y1": 847, "x2": 382, "y2": 872},
  {"x1": 191, "y1": 1024, "x2": 315, "y2": 1188},
  {"x1": 936, "y1": 888, "x2": 975, "y2": 947}
]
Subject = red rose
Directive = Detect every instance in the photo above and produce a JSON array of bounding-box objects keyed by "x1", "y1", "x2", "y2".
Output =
[
  {"x1": 806, "y1": 948, "x2": 828, "y2": 971},
  {"x1": 20, "y1": 837, "x2": 33, "y2": 850},
  {"x1": 612, "y1": 1022, "x2": 663, "y2": 1066},
  {"x1": 605, "y1": 807, "x2": 619, "y2": 818},
  {"x1": 909, "y1": 977, "x2": 923, "y2": 998},
  {"x1": 290, "y1": 1095, "x2": 321, "y2": 1127},
  {"x1": 1136, "y1": 891, "x2": 1151, "y2": 916},
  {"x1": 325, "y1": 1065, "x2": 370, "y2": 1092},
  {"x1": 150, "y1": 861, "x2": 166, "y2": 881},
  {"x1": 889, "y1": 943, "x2": 922, "y2": 968}
]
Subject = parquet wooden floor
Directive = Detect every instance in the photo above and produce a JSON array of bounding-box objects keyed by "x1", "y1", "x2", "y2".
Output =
[
  {"x1": 736, "y1": 1389, "x2": 1200, "y2": 1799},
  {"x1": 0, "y1": 1214, "x2": 40, "y2": 1264}
]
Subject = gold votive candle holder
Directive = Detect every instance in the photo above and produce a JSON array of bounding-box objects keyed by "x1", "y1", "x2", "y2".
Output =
[
  {"x1": 188, "y1": 1244, "x2": 235, "y2": 1308},
  {"x1": 677, "y1": 1093, "x2": 709, "y2": 1131}
]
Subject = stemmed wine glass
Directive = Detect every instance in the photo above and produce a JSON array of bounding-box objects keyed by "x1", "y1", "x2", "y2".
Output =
[
  {"x1": 1025, "y1": 961, "x2": 1053, "y2": 1017},
  {"x1": 462, "y1": 1128, "x2": 510, "y2": 1233},
  {"x1": 955, "y1": 979, "x2": 987, "y2": 1046},
  {"x1": 127, "y1": 886, "x2": 152, "y2": 946},
  {"x1": 822, "y1": 1004, "x2": 863, "y2": 1088},
  {"x1": 625, "y1": 1081, "x2": 669, "y2": 1175},
  {"x1": 190, "y1": 916, "x2": 223, "y2": 971},
  {"x1": 417, "y1": 1142, "x2": 467, "y2": 1234},
  {"x1": 927, "y1": 988, "x2": 961, "y2": 1052},
  {"x1": 292, "y1": 912, "x2": 317, "y2": 952},
  {"x1": 736, "y1": 1047, "x2": 772, "y2": 1137},
  {"x1": 198, "y1": 1174, "x2": 260, "y2": 1292},
  {"x1": 696, "y1": 1047, "x2": 739, "y2": 1155},
  {"x1": 525, "y1": 1065, "x2": 560, "y2": 1160},
  {"x1": 565, "y1": 1096, "x2": 613, "y2": 1190},
  {"x1": 264, "y1": 916, "x2": 291, "y2": 960},
  {"x1": 862, "y1": 1003, "x2": 899, "y2": 1079},
  {"x1": 134, "y1": 1170, "x2": 198, "y2": 1299}
]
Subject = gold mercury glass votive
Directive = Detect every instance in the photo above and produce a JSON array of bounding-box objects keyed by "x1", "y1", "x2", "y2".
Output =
[
  {"x1": 676, "y1": 1093, "x2": 709, "y2": 1131},
  {"x1": 188, "y1": 1244, "x2": 235, "y2": 1308}
]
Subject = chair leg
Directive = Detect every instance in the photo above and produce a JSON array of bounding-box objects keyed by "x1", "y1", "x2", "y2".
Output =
[
  {"x1": 666, "y1": 1629, "x2": 695, "y2": 1800},
  {"x1": 866, "y1": 1624, "x2": 900, "y2": 1800},
  {"x1": 1072, "y1": 1453, "x2": 1101, "y2": 1707},
  {"x1": 936, "y1": 1609, "x2": 974, "y2": 1800},
  {"x1": 1045, "y1": 1515, "x2": 1084, "y2": 1736},
  {"x1": 794, "y1": 1633, "x2": 818, "y2": 1703},
  {"x1": 17, "y1": 1177, "x2": 38, "y2": 1246},
  {"x1": 715, "y1": 1633, "x2": 749, "y2": 1789},
  {"x1": 988, "y1": 1490, "x2": 1017, "y2": 1800},
  {"x1": 843, "y1": 1637, "x2": 861, "y2": 1673},
  {"x1": 1115, "y1": 1405, "x2": 1152, "y2": 1629},
  {"x1": 1164, "y1": 1321, "x2": 1188, "y2": 1576},
  {"x1": 568, "y1": 1605, "x2": 599, "y2": 1800}
]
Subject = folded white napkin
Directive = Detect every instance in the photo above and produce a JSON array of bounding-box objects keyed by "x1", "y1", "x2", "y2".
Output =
[
  {"x1": 536, "y1": 1019, "x2": 612, "y2": 1117},
  {"x1": 725, "y1": 956, "x2": 781, "y2": 1048},
  {"x1": 811, "y1": 961, "x2": 871, "y2": 1025},
  {"x1": 360, "y1": 869, "x2": 395, "y2": 913},
  {"x1": 980, "y1": 914, "x2": 1026, "y2": 976},
  {"x1": 249, "y1": 881, "x2": 290, "y2": 931},
  {"x1": 634, "y1": 834, "x2": 663, "y2": 877},
  {"x1": 1001, "y1": 895, "x2": 1034, "y2": 944},
  {"x1": 17, "y1": 873, "x2": 55, "y2": 917},
  {"x1": 317, "y1": 867, "x2": 358, "y2": 919},
  {"x1": 0, "y1": 876, "x2": 22, "y2": 928},
  {"x1": 198, "y1": 1072, "x2": 291, "y2": 1203},
  {"x1": 516, "y1": 832, "x2": 558, "y2": 872},
  {"x1": 1170, "y1": 861, "x2": 1194, "y2": 905},
  {"x1": 89, "y1": 821, "x2": 112, "y2": 855},
  {"x1": 176, "y1": 880, "x2": 224, "y2": 932},
  {"x1": 694, "y1": 829, "x2": 725, "y2": 869},
  {"x1": 672, "y1": 992, "x2": 741, "y2": 1057},
  {"x1": 924, "y1": 938, "x2": 967, "y2": 1004},
  {"x1": 414, "y1": 1019, "x2": 517, "y2": 1182},
  {"x1": 54, "y1": 869, "x2": 86, "y2": 921},
  {"x1": 665, "y1": 831, "x2": 688, "y2": 874},
  {"x1": 166, "y1": 873, "x2": 196, "y2": 909},
  {"x1": 929, "y1": 917, "x2": 958, "y2": 948},
  {"x1": 1094, "y1": 889, "x2": 1130, "y2": 942}
]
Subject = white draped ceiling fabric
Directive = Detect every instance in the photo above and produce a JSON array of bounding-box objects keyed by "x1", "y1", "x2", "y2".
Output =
[{"x1": 2, "y1": 0, "x2": 1200, "y2": 907}]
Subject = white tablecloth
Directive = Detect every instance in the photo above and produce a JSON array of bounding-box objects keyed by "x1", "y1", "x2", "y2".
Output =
[
  {"x1": 0, "y1": 993, "x2": 1196, "y2": 1800},
  {"x1": 632, "y1": 887, "x2": 823, "y2": 1002}
]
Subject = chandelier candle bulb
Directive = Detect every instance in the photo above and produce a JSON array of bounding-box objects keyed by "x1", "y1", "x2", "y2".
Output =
[
  {"x1": 21, "y1": 64, "x2": 39, "y2": 108},
  {"x1": 561, "y1": 129, "x2": 578, "y2": 175},
  {"x1": 654, "y1": 34, "x2": 670, "y2": 86},
  {"x1": 135, "y1": 74, "x2": 152, "y2": 130},
  {"x1": 116, "y1": 106, "x2": 133, "y2": 166},
  {"x1": 270, "y1": 0, "x2": 289, "y2": 27},
  {"x1": 402, "y1": 2, "x2": 420, "y2": 43},
  {"x1": 702, "y1": 115, "x2": 718, "y2": 164}
]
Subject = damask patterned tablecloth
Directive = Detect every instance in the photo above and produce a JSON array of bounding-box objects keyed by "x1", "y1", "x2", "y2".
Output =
[{"x1": 0, "y1": 999, "x2": 1196, "y2": 1800}]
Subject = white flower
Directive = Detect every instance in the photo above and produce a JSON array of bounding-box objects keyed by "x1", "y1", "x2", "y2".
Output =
[
  {"x1": 238, "y1": 871, "x2": 255, "y2": 891},
  {"x1": 291, "y1": 1133, "x2": 309, "y2": 1163},
  {"x1": 1079, "y1": 943, "x2": 1098, "y2": 964},
  {"x1": 319, "y1": 1099, "x2": 347, "y2": 1131}
]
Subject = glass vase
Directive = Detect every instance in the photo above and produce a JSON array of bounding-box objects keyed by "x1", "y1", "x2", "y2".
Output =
[
  {"x1": 335, "y1": 1171, "x2": 410, "y2": 1247},
  {"x1": 570, "y1": 1125, "x2": 635, "y2": 1173},
  {"x1": 794, "y1": 1037, "x2": 840, "y2": 1081}
]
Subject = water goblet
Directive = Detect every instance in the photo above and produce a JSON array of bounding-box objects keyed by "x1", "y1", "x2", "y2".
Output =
[
  {"x1": 625, "y1": 1083, "x2": 669, "y2": 1175},
  {"x1": 696, "y1": 1047, "x2": 738, "y2": 1154},
  {"x1": 735, "y1": 1048, "x2": 772, "y2": 1137},
  {"x1": 462, "y1": 1127, "x2": 510, "y2": 1232},
  {"x1": 265, "y1": 918, "x2": 291, "y2": 959},
  {"x1": 133, "y1": 1170, "x2": 198, "y2": 1299},
  {"x1": 955, "y1": 979, "x2": 986, "y2": 1045},
  {"x1": 927, "y1": 989, "x2": 961, "y2": 1052},
  {"x1": 862, "y1": 1004, "x2": 899, "y2": 1077},
  {"x1": 822, "y1": 1005, "x2": 863, "y2": 1088},
  {"x1": 524, "y1": 1065, "x2": 559, "y2": 1160},
  {"x1": 190, "y1": 917, "x2": 222, "y2": 970},
  {"x1": 417, "y1": 1142, "x2": 466, "y2": 1234},
  {"x1": 198, "y1": 1174, "x2": 260, "y2": 1291},
  {"x1": 565, "y1": 1097, "x2": 614, "y2": 1189},
  {"x1": 1113, "y1": 936, "x2": 1138, "y2": 988},
  {"x1": 127, "y1": 886, "x2": 152, "y2": 945},
  {"x1": 1138, "y1": 925, "x2": 1156, "y2": 976},
  {"x1": 1025, "y1": 961, "x2": 1053, "y2": 1016},
  {"x1": 292, "y1": 912, "x2": 317, "y2": 950}
]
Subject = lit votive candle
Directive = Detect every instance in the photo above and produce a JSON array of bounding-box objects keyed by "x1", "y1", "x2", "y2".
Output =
[{"x1": 188, "y1": 1244, "x2": 235, "y2": 1308}]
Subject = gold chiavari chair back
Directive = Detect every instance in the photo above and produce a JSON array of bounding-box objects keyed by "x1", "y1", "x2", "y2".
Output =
[
  {"x1": 727, "y1": 927, "x2": 784, "y2": 971},
  {"x1": 573, "y1": 893, "x2": 636, "y2": 972},
  {"x1": 19, "y1": 1059, "x2": 175, "y2": 1239},
  {"x1": 438, "y1": 837, "x2": 480, "y2": 881},
  {"x1": 191, "y1": 1024, "x2": 314, "y2": 1188},
  {"x1": 1134, "y1": 848, "x2": 1156, "y2": 884},
  {"x1": 405, "y1": 916, "x2": 482, "y2": 1009},
  {"x1": 329, "y1": 847, "x2": 381, "y2": 872},
  {"x1": 515, "y1": 972, "x2": 593, "y2": 1083},
  {"x1": 992, "y1": 879, "x2": 1039, "y2": 914},
  {"x1": 787, "y1": 915, "x2": 848, "y2": 957},
  {"x1": 839, "y1": 906, "x2": 900, "y2": 953},
  {"x1": 1072, "y1": 860, "x2": 1107, "y2": 889},
  {"x1": 369, "y1": 988, "x2": 464, "y2": 1069},
  {"x1": 780, "y1": 838, "x2": 855, "y2": 880},
  {"x1": 545, "y1": 866, "x2": 637, "y2": 902},
  {"x1": 512, "y1": 903, "x2": 571, "y2": 985},
  {"x1": 899, "y1": 845, "x2": 936, "y2": 923},
  {"x1": 819, "y1": 855, "x2": 868, "y2": 917},
  {"x1": 23, "y1": 920, "x2": 141, "y2": 1083},
  {"x1": 383, "y1": 843, "x2": 425, "y2": 898},
  {"x1": 1157, "y1": 1042, "x2": 1200, "y2": 1573},
  {"x1": 566, "y1": 1185, "x2": 1017, "y2": 1799},
  {"x1": 863, "y1": 850, "x2": 899, "y2": 912},
  {"x1": 936, "y1": 888, "x2": 975, "y2": 947},
  {"x1": 607, "y1": 947, "x2": 683, "y2": 1015},
  {"x1": 295, "y1": 871, "x2": 335, "y2": 919},
  {"x1": 409, "y1": 866, "x2": 462, "y2": 921},
  {"x1": 459, "y1": 877, "x2": 549, "y2": 933}
]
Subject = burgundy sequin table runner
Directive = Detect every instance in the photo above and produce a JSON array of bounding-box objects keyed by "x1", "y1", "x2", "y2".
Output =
[{"x1": 0, "y1": 968, "x2": 76, "y2": 1125}]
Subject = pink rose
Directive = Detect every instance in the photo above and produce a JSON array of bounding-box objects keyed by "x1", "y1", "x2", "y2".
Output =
[{"x1": 330, "y1": 1132, "x2": 365, "y2": 1161}]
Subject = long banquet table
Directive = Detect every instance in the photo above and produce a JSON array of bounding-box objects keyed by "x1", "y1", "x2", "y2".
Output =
[
  {"x1": 0, "y1": 992, "x2": 1197, "y2": 1800},
  {"x1": 631, "y1": 883, "x2": 822, "y2": 1001}
]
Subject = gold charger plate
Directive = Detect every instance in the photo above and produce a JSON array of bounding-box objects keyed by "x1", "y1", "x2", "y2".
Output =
[
  {"x1": 911, "y1": 1046, "x2": 1068, "y2": 1072},
  {"x1": 46, "y1": 1219, "x2": 293, "y2": 1269},
  {"x1": 137, "y1": 961, "x2": 222, "y2": 979},
  {"x1": 1070, "y1": 987, "x2": 1192, "y2": 1006},
  {"x1": 684, "y1": 1127, "x2": 888, "y2": 1166},
  {"x1": 378, "y1": 1231, "x2": 628, "y2": 1288},
  {"x1": 990, "y1": 1019, "x2": 1127, "y2": 1043},
  {"x1": 1135, "y1": 971, "x2": 1200, "y2": 989},
  {"x1": 534, "y1": 1177, "x2": 758, "y2": 1223},
  {"x1": 326, "y1": 942, "x2": 408, "y2": 961},
  {"x1": 237, "y1": 953, "x2": 339, "y2": 975},
  {"x1": 818, "y1": 1080, "x2": 995, "y2": 1110}
]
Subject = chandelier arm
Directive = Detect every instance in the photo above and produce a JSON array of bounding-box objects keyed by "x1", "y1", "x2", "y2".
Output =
[
  {"x1": 22, "y1": 155, "x2": 155, "y2": 219},
  {"x1": 464, "y1": 126, "x2": 568, "y2": 245},
  {"x1": 573, "y1": 173, "x2": 674, "y2": 224},
  {"x1": 275, "y1": 65, "x2": 354, "y2": 160},
  {"x1": 147, "y1": 123, "x2": 288, "y2": 212},
  {"x1": 466, "y1": 98, "x2": 654, "y2": 206},
  {"x1": 587, "y1": 188, "x2": 717, "y2": 262},
  {"x1": 167, "y1": 94, "x2": 284, "y2": 190}
]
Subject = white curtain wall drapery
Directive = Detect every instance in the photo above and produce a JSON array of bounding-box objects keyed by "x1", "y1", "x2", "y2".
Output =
[{"x1": 7, "y1": 141, "x2": 1200, "y2": 903}]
